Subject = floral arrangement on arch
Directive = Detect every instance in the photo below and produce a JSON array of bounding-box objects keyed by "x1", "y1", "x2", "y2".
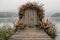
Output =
[
  {"x1": 18, "y1": 2, "x2": 45, "y2": 21},
  {"x1": 15, "y1": 2, "x2": 56, "y2": 39}
]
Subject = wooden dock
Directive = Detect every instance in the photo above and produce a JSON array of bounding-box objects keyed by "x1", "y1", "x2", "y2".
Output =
[{"x1": 8, "y1": 27, "x2": 53, "y2": 40}]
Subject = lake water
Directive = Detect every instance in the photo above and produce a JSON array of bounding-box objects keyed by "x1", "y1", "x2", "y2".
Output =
[
  {"x1": 55, "y1": 21, "x2": 60, "y2": 40},
  {"x1": 0, "y1": 17, "x2": 60, "y2": 40},
  {"x1": 0, "y1": 17, "x2": 18, "y2": 27}
]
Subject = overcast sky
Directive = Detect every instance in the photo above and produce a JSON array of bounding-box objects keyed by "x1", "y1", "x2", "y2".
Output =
[{"x1": 0, "y1": 0, "x2": 60, "y2": 14}]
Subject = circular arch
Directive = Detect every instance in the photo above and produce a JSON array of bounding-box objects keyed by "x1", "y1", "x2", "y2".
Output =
[{"x1": 18, "y1": 2, "x2": 45, "y2": 21}]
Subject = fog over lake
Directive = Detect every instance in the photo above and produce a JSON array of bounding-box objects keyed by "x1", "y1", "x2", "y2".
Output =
[{"x1": 0, "y1": 0, "x2": 60, "y2": 40}]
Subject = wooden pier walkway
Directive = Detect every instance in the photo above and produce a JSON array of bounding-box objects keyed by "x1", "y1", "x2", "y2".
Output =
[{"x1": 8, "y1": 27, "x2": 53, "y2": 40}]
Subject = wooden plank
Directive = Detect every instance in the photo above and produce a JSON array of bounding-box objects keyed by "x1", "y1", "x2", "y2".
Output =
[{"x1": 8, "y1": 27, "x2": 53, "y2": 40}]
